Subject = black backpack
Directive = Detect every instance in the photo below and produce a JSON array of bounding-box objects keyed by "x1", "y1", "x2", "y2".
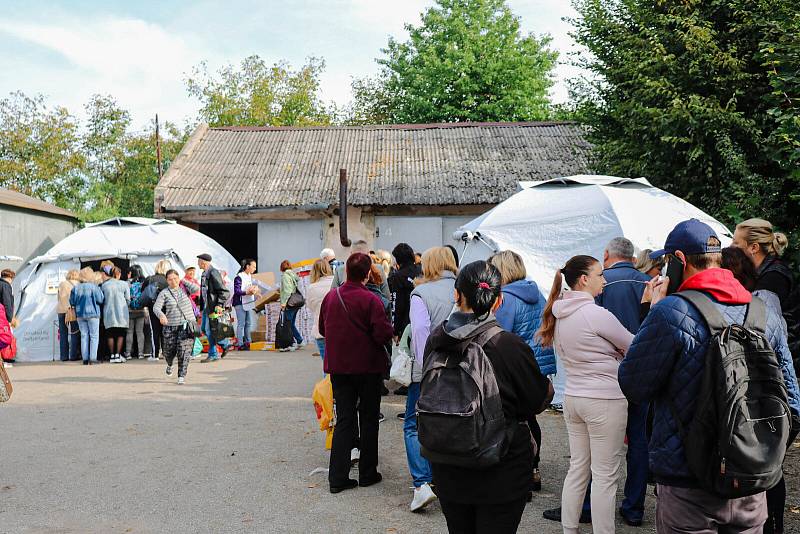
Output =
[
  {"x1": 674, "y1": 290, "x2": 791, "y2": 498},
  {"x1": 417, "y1": 324, "x2": 509, "y2": 468}
]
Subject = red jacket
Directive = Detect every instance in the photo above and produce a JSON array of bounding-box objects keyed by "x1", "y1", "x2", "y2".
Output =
[{"x1": 320, "y1": 281, "x2": 393, "y2": 375}]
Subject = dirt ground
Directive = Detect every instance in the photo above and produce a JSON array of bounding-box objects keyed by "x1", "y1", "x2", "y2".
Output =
[{"x1": 0, "y1": 348, "x2": 797, "y2": 533}]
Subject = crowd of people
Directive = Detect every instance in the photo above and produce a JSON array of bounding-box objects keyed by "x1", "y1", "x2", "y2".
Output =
[
  {"x1": 49, "y1": 253, "x2": 236, "y2": 383},
  {"x1": 311, "y1": 217, "x2": 799, "y2": 534}
]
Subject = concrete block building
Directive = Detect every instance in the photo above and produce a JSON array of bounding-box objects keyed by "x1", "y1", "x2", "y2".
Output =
[{"x1": 154, "y1": 121, "x2": 591, "y2": 271}]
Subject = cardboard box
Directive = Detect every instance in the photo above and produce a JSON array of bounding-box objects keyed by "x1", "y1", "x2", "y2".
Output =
[
  {"x1": 251, "y1": 331, "x2": 267, "y2": 343},
  {"x1": 252, "y1": 271, "x2": 276, "y2": 287},
  {"x1": 253, "y1": 290, "x2": 280, "y2": 312}
]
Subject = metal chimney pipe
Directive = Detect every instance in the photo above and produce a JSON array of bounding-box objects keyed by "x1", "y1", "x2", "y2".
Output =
[{"x1": 339, "y1": 168, "x2": 351, "y2": 247}]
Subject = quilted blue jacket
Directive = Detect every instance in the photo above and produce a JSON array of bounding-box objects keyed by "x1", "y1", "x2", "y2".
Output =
[
  {"x1": 619, "y1": 288, "x2": 800, "y2": 487},
  {"x1": 495, "y1": 279, "x2": 556, "y2": 376}
]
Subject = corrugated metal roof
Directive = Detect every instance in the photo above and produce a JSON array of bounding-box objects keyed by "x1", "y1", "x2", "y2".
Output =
[
  {"x1": 155, "y1": 121, "x2": 591, "y2": 211},
  {"x1": 0, "y1": 188, "x2": 78, "y2": 219}
]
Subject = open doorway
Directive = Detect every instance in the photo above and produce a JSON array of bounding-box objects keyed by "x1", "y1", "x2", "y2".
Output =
[
  {"x1": 198, "y1": 223, "x2": 258, "y2": 267},
  {"x1": 80, "y1": 257, "x2": 131, "y2": 280}
]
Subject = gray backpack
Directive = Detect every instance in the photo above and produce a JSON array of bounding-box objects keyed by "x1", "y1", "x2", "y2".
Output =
[{"x1": 417, "y1": 324, "x2": 508, "y2": 468}]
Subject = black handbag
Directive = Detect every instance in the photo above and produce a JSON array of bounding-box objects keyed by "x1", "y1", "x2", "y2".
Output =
[
  {"x1": 168, "y1": 289, "x2": 202, "y2": 340},
  {"x1": 287, "y1": 287, "x2": 305, "y2": 309}
]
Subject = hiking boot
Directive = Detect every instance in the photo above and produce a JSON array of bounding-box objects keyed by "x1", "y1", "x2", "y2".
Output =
[{"x1": 410, "y1": 483, "x2": 437, "y2": 512}]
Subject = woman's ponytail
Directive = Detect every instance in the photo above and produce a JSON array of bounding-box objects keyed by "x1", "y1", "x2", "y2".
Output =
[{"x1": 536, "y1": 269, "x2": 563, "y2": 347}]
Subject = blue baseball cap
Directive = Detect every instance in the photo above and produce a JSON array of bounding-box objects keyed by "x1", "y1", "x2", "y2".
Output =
[{"x1": 650, "y1": 219, "x2": 721, "y2": 259}]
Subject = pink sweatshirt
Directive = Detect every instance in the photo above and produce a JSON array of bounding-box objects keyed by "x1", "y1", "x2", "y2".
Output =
[{"x1": 553, "y1": 291, "x2": 634, "y2": 400}]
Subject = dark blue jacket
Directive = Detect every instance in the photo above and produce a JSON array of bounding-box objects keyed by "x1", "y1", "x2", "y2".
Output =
[
  {"x1": 619, "y1": 280, "x2": 800, "y2": 487},
  {"x1": 494, "y1": 279, "x2": 556, "y2": 376},
  {"x1": 595, "y1": 261, "x2": 650, "y2": 334}
]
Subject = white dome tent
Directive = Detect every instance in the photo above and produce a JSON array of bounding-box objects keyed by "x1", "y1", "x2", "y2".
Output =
[
  {"x1": 454, "y1": 175, "x2": 732, "y2": 406},
  {"x1": 456, "y1": 175, "x2": 732, "y2": 292},
  {"x1": 12, "y1": 217, "x2": 238, "y2": 362}
]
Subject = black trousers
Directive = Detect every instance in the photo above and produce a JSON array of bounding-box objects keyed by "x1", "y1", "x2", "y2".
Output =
[
  {"x1": 148, "y1": 309, "x2": 163, "y2": 358},
  {"x1": 764, "y1": 476, "x2": 785, "y2": 534},
  {"x1": 329, "y1": 373, "x2": 381, "y2": 486},
  {"x1": 439, "y1": 497, "x2": 527, "y2": 534}
]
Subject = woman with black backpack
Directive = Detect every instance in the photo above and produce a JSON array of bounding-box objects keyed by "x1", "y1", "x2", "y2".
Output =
[
  {"x1": 126, "y1": 265, "x2": 149, "y2": 359},
  {"x1": 419, "y1": 261, "x2": 552, "y2": 534}
]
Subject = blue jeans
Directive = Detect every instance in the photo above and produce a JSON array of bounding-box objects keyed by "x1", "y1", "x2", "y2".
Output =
[
  {"x1": 315, "y1": 338, "x2": 325, "y2": 362},
  {"x1": 202, "y1": 312, "x2": 230, "y2": 359},
  {"x1": 284, "y1": 307, "x2": 303, "y2": 345},
  {"x1": 234, "y1": 305, "x2": 253, "y2": 344},
  {"x1": 404, "y1": 381, "x2": 432, "y2": 487},
  {"x1": 77, "y1": 317, "x2": 100, "y2": 362},
  {"x1": 621, "y1": 401, "x2": 650, "y2": 521},
  {"x1": 58, "y1": 313, "x2": 80, "y2": 361}
]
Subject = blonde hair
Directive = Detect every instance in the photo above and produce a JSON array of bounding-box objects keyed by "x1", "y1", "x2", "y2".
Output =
[
  {"x1": 374, "y1": 250, "x2": 393, "y2": 278},
  {"x1": 93, "y1": 272, "x2": 103, "y2": 285},
  {"x1": 635, "y1": 249, "x2": 665, "y2": 274},
  {"x1": 155, "y1": 259, "x2": 172, "y2": 275},
  {"x1": 736, "y1": 218, "x2": 789, "y2": 257},
  {"x1": 66, "y1": 269, "x2": 80, "y2": 282},
  {"x1": 417, "y1": 246, "x2": 458, "y2": 285},
  {"x1": 310, "y1": 258, "x2": 332, "y2": 284},
  {"x1": 78, "y1": 267, "x2": 95, "y2": 283},
  {"x1": 488, "y1": 250, "x2": 527, "y2": 286}
]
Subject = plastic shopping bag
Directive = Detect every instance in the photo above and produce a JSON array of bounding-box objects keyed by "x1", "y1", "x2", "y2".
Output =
[{"x1": 312, "y1": 375, "x2": 334, "y2": 449}]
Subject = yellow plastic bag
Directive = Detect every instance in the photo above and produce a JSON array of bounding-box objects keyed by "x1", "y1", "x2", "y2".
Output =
[{"x1": 312, "y1": 375, "x2": 334, "y2": 449}]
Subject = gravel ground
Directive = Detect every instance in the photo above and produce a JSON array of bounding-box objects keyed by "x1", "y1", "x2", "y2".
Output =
[{"x1": 7, "y1": 346, "x2": 796, "y2": 533}]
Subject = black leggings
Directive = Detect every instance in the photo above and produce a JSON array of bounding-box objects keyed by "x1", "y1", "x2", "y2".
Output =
[
  {"x1": 148, "y1": 310, "x2": 163, "y2": 357},
  {"x1": 764, "y1": 476, "x2": 785, "y2": 534},
  {"x1": 439, "y1": 497, "x2": 527, "y2": 534}
]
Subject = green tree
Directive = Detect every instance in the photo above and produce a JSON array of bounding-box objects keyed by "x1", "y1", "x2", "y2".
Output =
[
  {"x1": 82, "y1": 94, "x2": 131, "y2": 217},
  {"x1": 185, "y1": 56, "x2": 333, "y2": 127},
  {"x1": 358, "y1": 0, "x2": 558, "y2": 124},
  {"x1": 570, "y1": 0, "x2": 800, "y2": 254},
  {"x1": 0, "y1": 91, "x2": 85, "y2": 210}
]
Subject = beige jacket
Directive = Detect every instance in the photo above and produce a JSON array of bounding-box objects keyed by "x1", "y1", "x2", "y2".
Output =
[{"x1": 57, "y1": 280, "x2": 77, "y2": 314}]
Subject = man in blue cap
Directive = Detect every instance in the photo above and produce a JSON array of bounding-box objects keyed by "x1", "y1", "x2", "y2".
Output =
[{"x1": 618, "y1": 219, "x2": 800, "y2": 532}]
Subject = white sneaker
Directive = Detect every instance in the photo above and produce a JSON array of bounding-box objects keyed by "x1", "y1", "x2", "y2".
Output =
[
  {"x1": 111, "y1": 355, "x2": 121, "y2": 364},
  {"x1": 147, "y1": 356, "x2": 158, "y2": 362},
  {"x1": 118, "y1": 354, "x2": 126, "y2": 363},
  {"x1": 350, "y1": 448, "x2": 360, "y2": 464},
  {"x1": 410, "y1": 483, "x2": 437, "y2": 512},
  {"x1": 3, "y1": 362, "x2": 12, "y2": 368},
  {"x1": 177, "y1": 377, "x2": 185, "y2": 385},
  {"x1": 166, "y1": 365, "x2": 173, "y2": 376}
]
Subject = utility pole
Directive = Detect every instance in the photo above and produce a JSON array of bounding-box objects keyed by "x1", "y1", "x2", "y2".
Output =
[{"x1": 155, "y1": 114, "x2": 163, "y2": 179}]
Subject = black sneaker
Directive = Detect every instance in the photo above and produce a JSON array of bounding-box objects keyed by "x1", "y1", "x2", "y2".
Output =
[
  {"x1": 330, "y1": 479, "x2": 358, "y2": 494},
  {"x1": 396, "y1": 412, "x2": 405, "y2": 420},
  {"x1": 378, "y1": 413, "x2": 385, "y2": 423},
  {"x1": 542, "y1": 506, "x2": 592, "y2": 524},
  {"x1": 394, "y1": 385, "x2": 409, "y2": 396},
  {"x1": 359, "y1": 472, "x2": 382, "y2": 487},
  {"x1": 618, "y1": 508, "x2": 643, "y2": 527},
  {"x1": 220, "y1": 345, "x2": 230, "y2": 359}
]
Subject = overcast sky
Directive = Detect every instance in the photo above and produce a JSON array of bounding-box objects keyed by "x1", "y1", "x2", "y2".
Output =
[{"x1": 0, "y1": 1, "x2": 582, "y2": 130}]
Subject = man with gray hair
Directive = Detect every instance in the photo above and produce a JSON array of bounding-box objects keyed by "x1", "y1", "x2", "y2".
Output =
[
  {"x1": 598, "y1": 236, "x2": 652, "y2": 526},
  {"x1": 331, "y1": 240, "x2": 389, "y2": 299}
]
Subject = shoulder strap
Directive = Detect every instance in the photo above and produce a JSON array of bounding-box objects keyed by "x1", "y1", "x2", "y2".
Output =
[
  {"x1": 168, "y1": 288, "x2": 191, "y2": 323},
  {"x1": 675, "y1": 290, "x2": 728, "y2": 334},
  {"x1": 743, "y1": 295, "x2": 767, "y2": 334},
  {"x1": 472, "y1": 325, "x2": 504, "y2": 348}
]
